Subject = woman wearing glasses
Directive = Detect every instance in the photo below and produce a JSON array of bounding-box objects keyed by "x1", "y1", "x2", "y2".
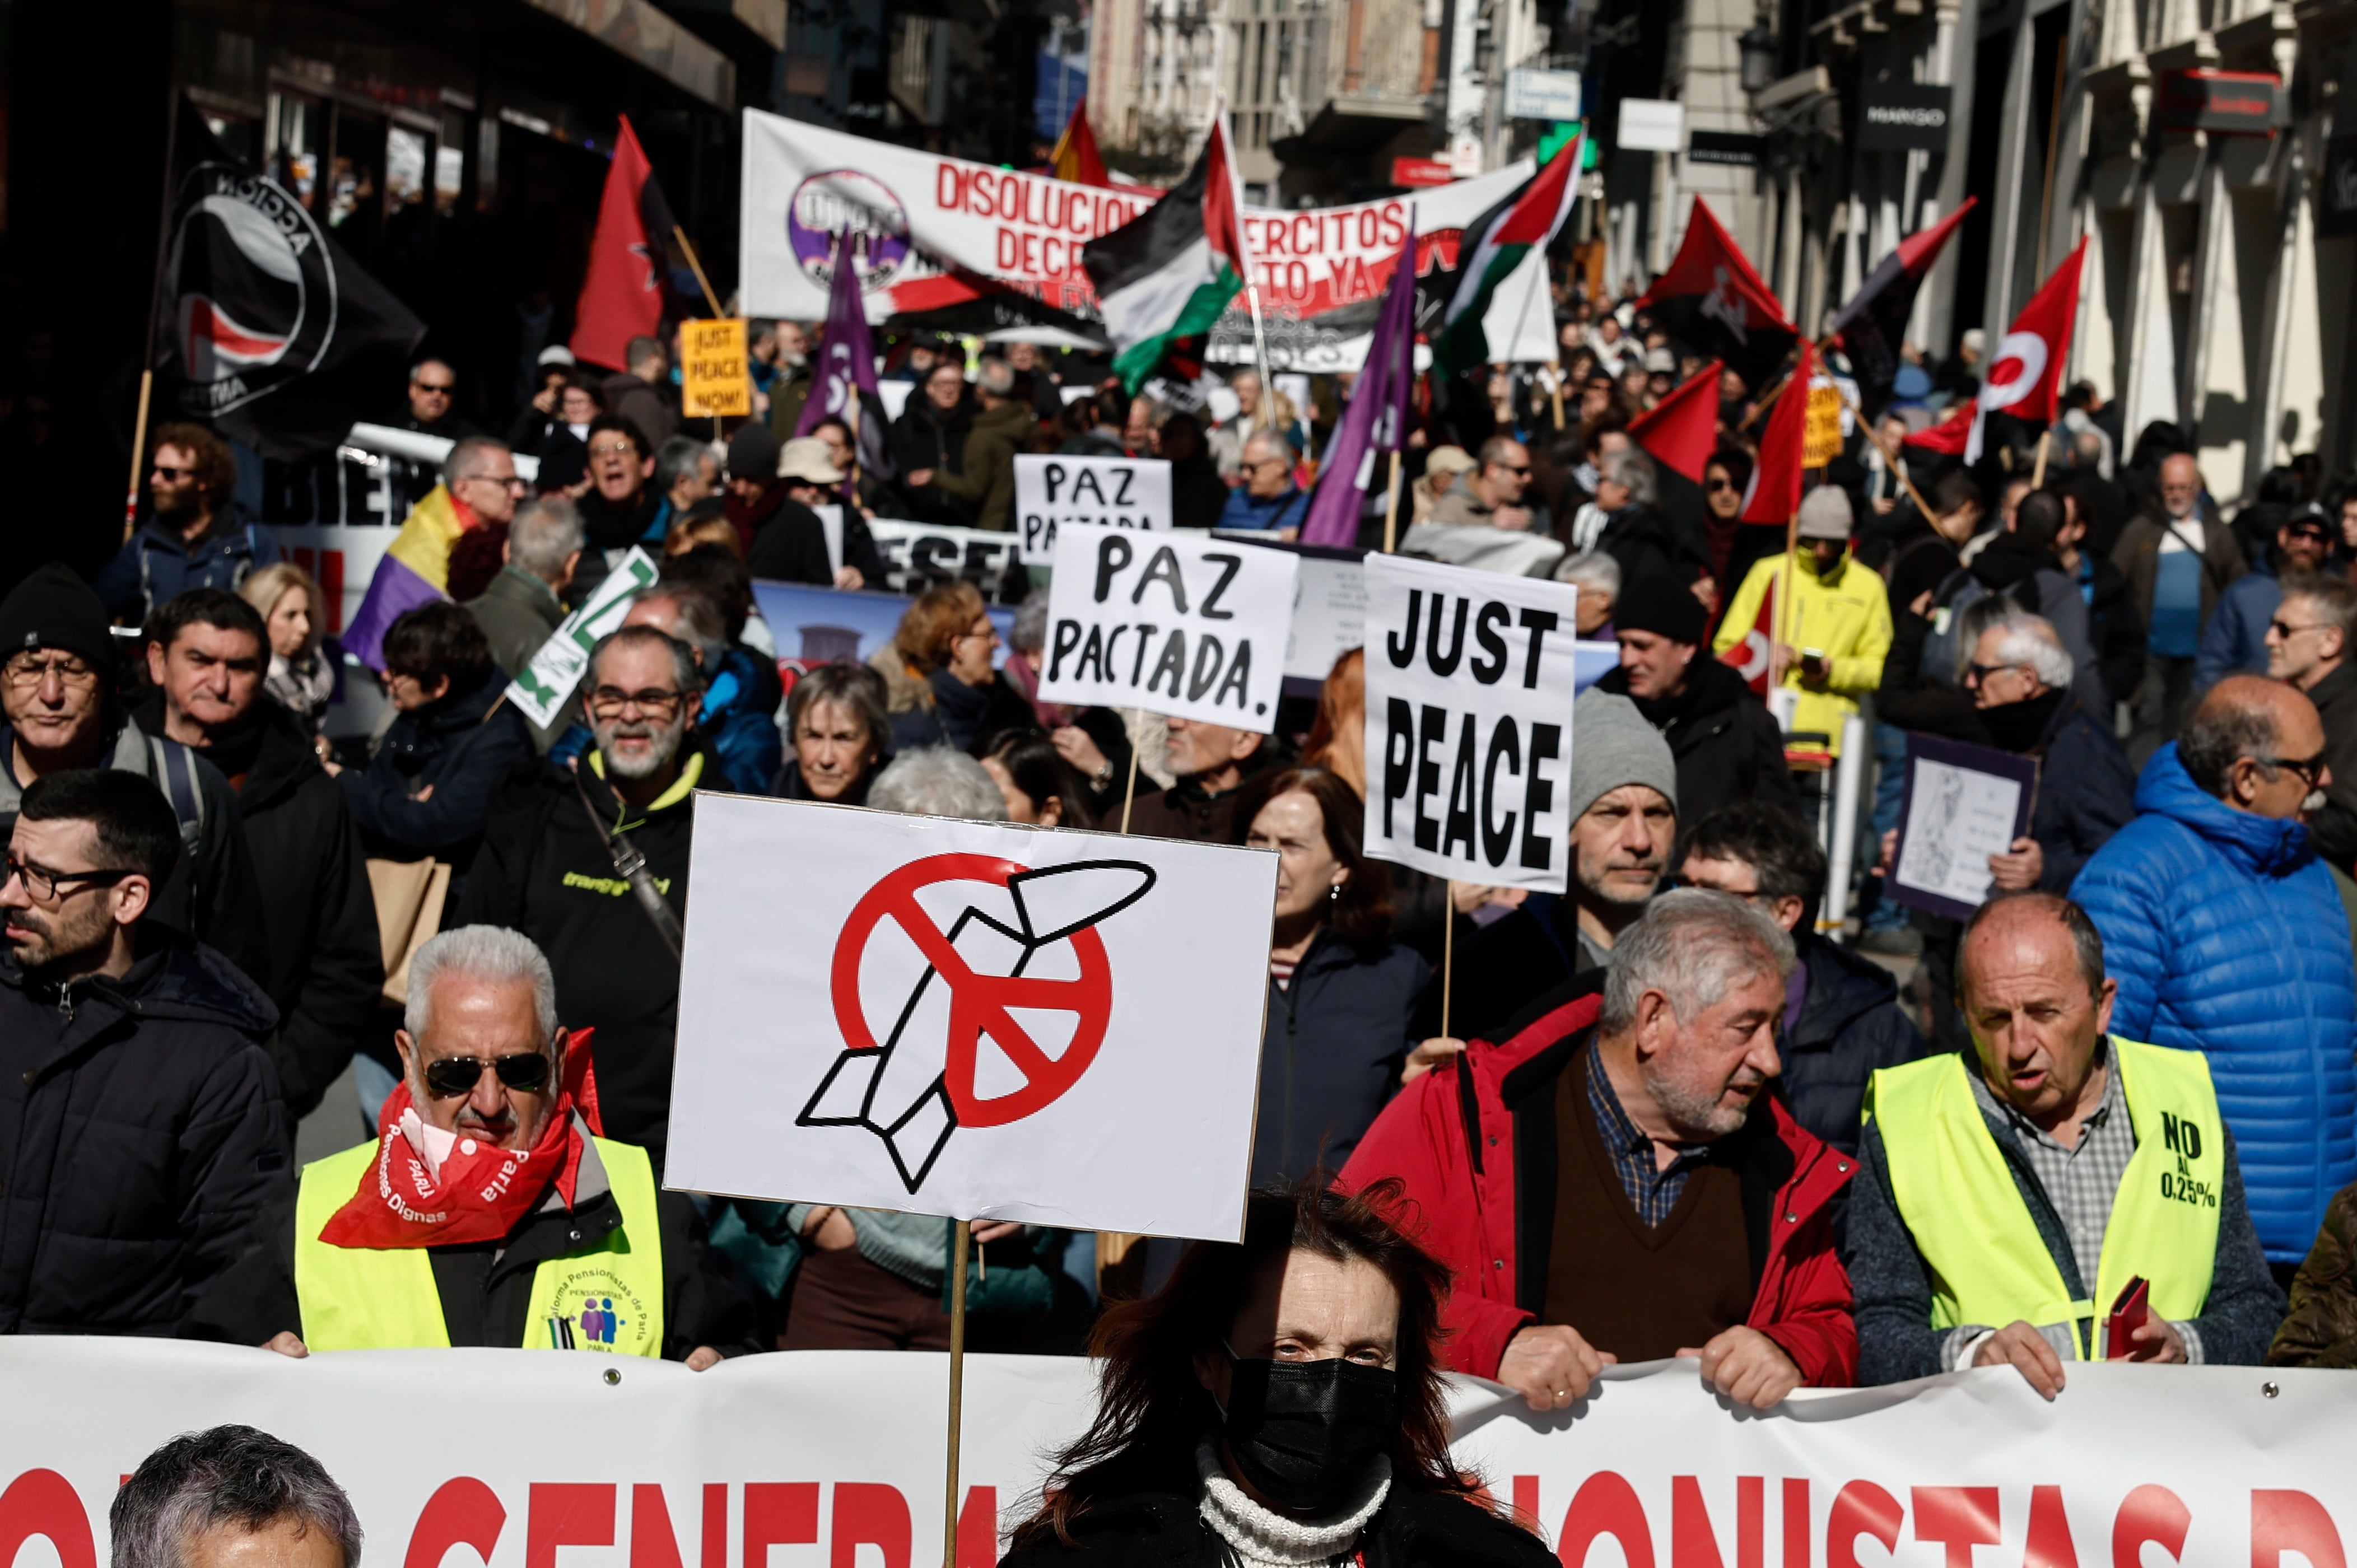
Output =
[{"x1": 874, "y1": 582, "x2": 1037, "y2": 757}]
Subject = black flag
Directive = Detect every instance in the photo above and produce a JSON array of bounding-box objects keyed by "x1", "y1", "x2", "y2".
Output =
[{"x1": 155, "y1": 100, "x2": 425, "y2": 460}]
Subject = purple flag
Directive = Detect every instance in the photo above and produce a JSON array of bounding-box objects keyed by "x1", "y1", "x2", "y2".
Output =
[
  {"x1": 795, "y1": 233, "x2": 895, "y2": 480},
  {"x1": 1299, "y1": 225, "x2": 1419, "y2": 548}
]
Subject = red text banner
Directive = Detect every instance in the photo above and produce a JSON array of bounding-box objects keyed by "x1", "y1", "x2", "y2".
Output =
[{"x1": 4, "y1": 1346, "x2": 2346, "y2": 1568}]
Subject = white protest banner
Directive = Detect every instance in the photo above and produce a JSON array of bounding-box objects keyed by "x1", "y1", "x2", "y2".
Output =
[
  {"x1": 13, "y1": 1345, "x2": 2357, "y2": 1568},
  {"x1": 504, "y1": 548, "x2": 662, "y2": 730},
  {"x1": 738, "y1": 113, "x2": 1557, "y2": 370},
  {"x1": 1014, "y1": 453, "x2": 1172, "y2": 566},
  {"x1": 865, "y1": 517, "x2": 1023, "y2": 594},
  {"x1": 669, "y1": 795, "x2": 1274, "y2": 1240},
  {"x1": 1361, "y1": 553, "x2": 1581, "y2": 892},
  {"x1": 1035, "y1": 524, "x2": 1298, "y2": 734}
]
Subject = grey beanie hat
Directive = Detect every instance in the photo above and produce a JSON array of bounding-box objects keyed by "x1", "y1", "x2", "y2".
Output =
[{"x1": 1569, "y1": 688, "x2": 1679, "y2": 822}]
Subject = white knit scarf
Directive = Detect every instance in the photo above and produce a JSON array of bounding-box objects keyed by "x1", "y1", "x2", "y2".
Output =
[{"x1": 1195, "y1": 1441, "x2": 1391, "y2": 1568}]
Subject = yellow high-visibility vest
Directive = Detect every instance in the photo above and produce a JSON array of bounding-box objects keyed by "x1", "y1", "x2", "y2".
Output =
[
  {"x1": 1866, "y1": 1037, "x2": 2222, "y2": 1357},
  {"x1": 292, "y1": 1135, "x2": 665, "y2": 1355}
]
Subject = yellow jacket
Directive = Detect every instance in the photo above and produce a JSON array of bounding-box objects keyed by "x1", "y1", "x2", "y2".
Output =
[{"x1": 1711, "y1": 550, "x2": 1892, "y2": 754}]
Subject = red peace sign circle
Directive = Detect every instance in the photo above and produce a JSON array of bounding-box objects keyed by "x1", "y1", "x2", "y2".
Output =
[{"x1": 829, "y1": 853, "x2": 1115, "y2": 1128}]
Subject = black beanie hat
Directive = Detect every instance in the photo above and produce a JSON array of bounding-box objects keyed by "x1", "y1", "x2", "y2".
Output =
[
  {"x1": 0, "y1": 563, "x2": 115, "y2": 675},
  {"x1": 1613, "y1": 571, "x2": 1708, "y2": 646},
  {"x1": 727, "y1": 422, "x2": 782, "y2": 482}
]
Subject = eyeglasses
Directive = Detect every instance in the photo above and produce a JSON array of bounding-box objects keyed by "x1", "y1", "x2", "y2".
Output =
[
  {"x1": 422, "y1": 1052, "x2": 553, "y2": 1098},
  {"x1": 1964, "y1": 661, "x2": 2028, "y2": 685},
  {"x1": 3, "y1": 654, "x2": 98, "y2": 689},
  {"x1": 1495, "y1": 464, "x2": 1532, "y2": 478},
  {"x1": 1704, "y1": 478, "x2": 1736, "y2": 493},
  {"x1": 2, "y1": 852, "x2": 134, "y2": 904},
  {"x1": 2257, "y1": 751, "x2": 2328, "y2": 788},
  {"x1": 458, "y1": 472, "x2": 530, "y2": 492},
  {"x1": 587, "y1": 685, "x2": 686, "y2": 718},
  {"x1": 588, "y1": 441, "x2": 639, "y2": 460},
  {"x1": 151, "y1": 464, "x2": 193, "y2": 480},
  {"x1": 413, "y1": 381, "x2": 456, "y2": 395},
  {"x1": 2270, "y1": 619, "x2": 2331, "y2": 641}
]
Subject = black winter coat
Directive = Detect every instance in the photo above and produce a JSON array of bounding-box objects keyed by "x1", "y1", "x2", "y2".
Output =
[
  {"x1": 1778, "y1": 935, "x2": 1931, "y2": 1155},
  {"x1": 339, "y1": 666, "x2": 538, "y2": 877},
  {"x1": 1001, "y1": 1478, "x2": 1555, "y2": 1568},
  {"x1": 453, "y1": 747, "x2": 711, "y2": 1172},
  {"x1": 1252, "y1": 930, "x2": 1431, "y2": 1186},
  {"x1": 0, "y1": 937, "x2": 287, "y2": 1334},
  {"x1": 1595, "y1": 658, "x2": 1801, "y2": 837},
  {"x1": 133, "y1": 696, "x2": 382, "y2": 1119}
]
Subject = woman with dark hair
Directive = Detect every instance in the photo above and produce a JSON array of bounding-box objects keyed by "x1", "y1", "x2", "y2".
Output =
[
  {"x1": 983, "y1": 730, "x2": 1097, "y2": 828},
  {"x1": 1705, "y1": 447, "x2": 1778, "y2": 608},
  {"x1": 1229, "y1": 767, "x2": 1430, "y2": 1186},
  {"x1": 331, "y1": 601, "x2": 535, "y2": 876},
  {"x1": 1003, "y1": 1183, "x2": 1550, "y2": 1568},
  {"x1": 774, "y1": 662, "x2": 892, "y2": 805}
]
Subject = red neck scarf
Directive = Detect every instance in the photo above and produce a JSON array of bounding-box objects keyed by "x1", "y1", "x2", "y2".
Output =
[{"x1": 321, "y1": 1030, "x2": 602, "y2": 1249}]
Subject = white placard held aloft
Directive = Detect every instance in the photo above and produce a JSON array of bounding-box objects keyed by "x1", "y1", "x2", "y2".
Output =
[
  {"x1": 667, "y1": 795, "x2": 1276, "y2": 1241},
  {"x1": 1360, "y1": 553, "x2": 1582, "y2": 892},
  {"x1": 1035, "y1": 523, "x2": 1298, "y2": 734},
  {"x1": 1014, "y1": 453, "x2": 1173, "y2": 566},
  {"x1": 502, "y1": 547, "x2": 662, "y2": 730}
]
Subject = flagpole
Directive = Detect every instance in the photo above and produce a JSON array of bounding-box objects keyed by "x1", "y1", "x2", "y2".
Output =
[
  {"x1": 942, "y1": 1217, "x2": 971, "y2": 1568},
  {"x1": 128, "y1": 83, "x2": 183, "y2": 544},
  {"x1": 1834, "y1": 381, "x2": 1938, "y2": 522},
  {"x1": 673, "y1": 225, "x2": 726, "y2": 318}
]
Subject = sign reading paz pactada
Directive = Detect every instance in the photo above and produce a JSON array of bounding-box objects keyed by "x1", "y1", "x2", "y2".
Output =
[
  {"x1": 1360, "y1": 553, "x2": 1581, "y2": 892},
  {"x1": 667, "y1": 796, "x2": 1275, "y2": 1240},
  {"x1": 1035, "y1": 523, "x2": 1299, "y2": 734},
  {"x1": 1015, "y1": 453, "x2": 1172, "y2": 566}
]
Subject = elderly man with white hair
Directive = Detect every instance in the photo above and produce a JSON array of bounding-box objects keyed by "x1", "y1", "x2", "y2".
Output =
[
  {"x1": 1344, "y1": 889, "x2": 1859, "y2": 1412},
  {"x1": 189, "y1": 924, "x2": 751, "y2": 1360},
  {"x1": 1217, "y1": 429, "x2": 1311, "y2": 535}
]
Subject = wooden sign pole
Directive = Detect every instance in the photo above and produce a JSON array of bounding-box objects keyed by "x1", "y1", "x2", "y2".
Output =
[{"x1": 942, "y1": 1218, "x2": 972, "y2": 1568}]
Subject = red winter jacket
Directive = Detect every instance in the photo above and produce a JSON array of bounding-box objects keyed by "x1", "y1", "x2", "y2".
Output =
[{"x1": 1335, "y1": 991, "x2": 1860, "y2": 1388}]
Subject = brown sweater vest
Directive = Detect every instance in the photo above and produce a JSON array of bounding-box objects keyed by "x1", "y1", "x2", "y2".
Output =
[{"x1": 1542, "y1": 1048, "x2": 1755, "y2": 1361}]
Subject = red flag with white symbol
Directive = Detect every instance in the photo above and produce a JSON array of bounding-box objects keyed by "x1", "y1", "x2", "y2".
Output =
[
  {"x1": 1721, "y1": 575, "x2": 1776, "y2": 696},
  {"x1": 1965, "y1": 239, "x2": 2086, "y2": 463}
]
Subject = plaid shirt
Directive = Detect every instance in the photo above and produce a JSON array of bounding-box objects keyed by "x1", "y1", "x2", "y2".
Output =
[
  {"x1": 1586, "y1": 1042, "x2": 1715, "y2": 1229},
  {"x1": 1948, "y1": 1040, "x2": 2205, "y2": 1365}
]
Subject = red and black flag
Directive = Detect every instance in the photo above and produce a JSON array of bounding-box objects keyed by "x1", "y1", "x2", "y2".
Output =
[
  {"x1": 1634, "y1": 198, "x2": 1796, "y2": 391},
  {"x1": 571, "y1": 115, "x2": 679, "y2": 371},
  {"x1": 1827, "y1": 198, "x2": 1976, "y2": 418},
  {"x1": 156, "y1": 98, "x2": 425, "y2": 460}
]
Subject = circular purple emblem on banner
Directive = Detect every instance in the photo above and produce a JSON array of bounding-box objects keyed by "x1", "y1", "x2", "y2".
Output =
[{"x1": 787, "y1": 171, "x2": 911, "y2": 289}]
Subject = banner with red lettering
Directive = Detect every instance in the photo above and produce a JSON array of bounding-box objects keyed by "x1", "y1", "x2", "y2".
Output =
[
  {"x1": 6, "y1": 1344, "x2": 2348, "y2": 1568},
  {"x1": 738, "y1": 113, "x2": 1561, "y2": 370}
]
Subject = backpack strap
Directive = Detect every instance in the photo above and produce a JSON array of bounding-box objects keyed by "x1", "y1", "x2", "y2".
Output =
[{"x1": 145, "y1": 734, "x2": 208, "y2": 856}]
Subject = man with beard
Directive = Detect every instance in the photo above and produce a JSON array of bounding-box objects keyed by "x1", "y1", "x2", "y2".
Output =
[
  {"x1": 1344, "y1": 891, "x2": 1857, "y2": 1411},
  {"x1": 0, "y1": 565, "x2": 267, "y2": 979},
  {"x1": 764, "y1": 320, "x2": 818, "y2": 438},
  {"x1": 132, "y1": 589, "x2": 380, "y2": 1120},
  {"x1": 0, "y1": 769, "x2": 285, "y2": 1333},
  {"x1": 1596, "y1": 572, "x2": 1800, "y2": 833},
  {"x1": 1412, "y1": 690, "x2": 1679, "y2": 1044},
  {"x1": 456, "y1": 626, "x2": 715, "y2": 1174},
  {"x1": 188, "y1": 925, "x2": 749, "y2": 1360},
  {"x1": 95, "y1": 423, "x2": 283, "y2": 620}
]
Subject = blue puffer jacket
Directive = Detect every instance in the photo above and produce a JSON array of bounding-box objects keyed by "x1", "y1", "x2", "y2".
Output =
[{"x1": 2072, "y1": 743, "x2": 2357, "y2": 1262}]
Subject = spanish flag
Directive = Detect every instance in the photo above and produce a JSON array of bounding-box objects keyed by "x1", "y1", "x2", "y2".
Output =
[{"x1": 1050, "y1": 102, "x2": 1110, "y2": 188}]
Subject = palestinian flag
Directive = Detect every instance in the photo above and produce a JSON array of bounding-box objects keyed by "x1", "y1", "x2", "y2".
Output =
[
  {"x1": 1828, "y1": 198, "x2": 1976, "y2": 417},
  {"x1": 1083, "y1": 114, "x2": 1251, "y2": 392},
  {"x1": 1432, "y1": 130, "x2": 1583, "y2": 376}
]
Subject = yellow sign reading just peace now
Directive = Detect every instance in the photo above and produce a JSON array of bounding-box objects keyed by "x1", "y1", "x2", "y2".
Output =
[
  {"x1": 1802, "y1": 383, "x2": 1845, "y2": 469},
  {"x1": 681, "y1": 319, "x2": 752, "y2": 419}
]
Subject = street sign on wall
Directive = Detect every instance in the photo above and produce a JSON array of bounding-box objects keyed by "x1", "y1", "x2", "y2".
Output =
[
  {"x1": 1857, "y1": 82, "x2": 1954, "y2": 152},
  {"x1": 1618, "y1": 99, "x2": 1684, "y2": 153},
  {"x1": 1505, "y1": 68, "x2": 1582, "y2": 123}
]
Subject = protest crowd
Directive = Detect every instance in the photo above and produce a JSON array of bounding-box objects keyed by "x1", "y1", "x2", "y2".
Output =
[{"x1": 13, "y1": 89, "x2": 2357, "y2": 1568}]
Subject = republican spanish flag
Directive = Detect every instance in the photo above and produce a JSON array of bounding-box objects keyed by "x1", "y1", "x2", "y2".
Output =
[{"x1": 343, "y1": 486, "x2": 468, "y2": 671}]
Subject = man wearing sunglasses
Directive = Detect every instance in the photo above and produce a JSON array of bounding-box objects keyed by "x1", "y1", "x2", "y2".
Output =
[
  {"x1": 455, "y1": 625, "x2": 714, "y2": 1173},
  {"x1": 2075, "y1": 675, "x2": 2357, "y2": 1278},
  {"x1": 1429, "y1": 436, "x2": 1538, "y2": 533},
  {"x1": 2265, "y1": 575, "x2": 2357, "y2": 874},
  {"x1": 94, "y1": 422, "x2": 283, "y2": 620},
  {"x1": 0, "y1": 769, "x2": 285, "y2": 1336},
  {"x1": 191, "y1": 925, "x2": 749, "y2": 1361}
]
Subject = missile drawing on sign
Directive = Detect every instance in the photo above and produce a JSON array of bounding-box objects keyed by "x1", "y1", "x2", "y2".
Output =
[{"x1": 800, "y1": 856, "x2": 1157, "y2": 1192}]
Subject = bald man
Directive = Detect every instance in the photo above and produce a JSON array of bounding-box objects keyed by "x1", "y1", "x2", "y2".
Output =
[
  {"x1": 2114, "y1": 452, "x2": 2246, "y2": 764},
  {"x1": 1851, "y1": 892, "x2": 2281, "y2": 1390},
  {"x1": 2074, "y1": 675, "x2": 2357, "y2": 1276}
]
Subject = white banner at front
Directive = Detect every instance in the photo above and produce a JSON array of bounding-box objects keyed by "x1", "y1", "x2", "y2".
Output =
[
  {"x1": 11, "y1": 1345, "x2": 2357, "y2": 1568},
  {"x1": 738, "y1": 113, "x2": 1560, "y2": 370}
]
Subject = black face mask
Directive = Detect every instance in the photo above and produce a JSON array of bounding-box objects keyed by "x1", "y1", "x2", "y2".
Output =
[{"x1": 1217, "y1": 1349, "x2": 1398, "y2": 1515}]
